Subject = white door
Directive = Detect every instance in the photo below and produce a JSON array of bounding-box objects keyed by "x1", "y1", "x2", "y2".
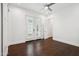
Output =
[
  {"x1": 26, "y1": 16, "x2": 37, "y2": 41},
  {"x1": 25, "y1": 16, "x2": 44, "y2": 40},
  {"x1": 36, "y1": 18, "x2": 44, "y2": 39}
]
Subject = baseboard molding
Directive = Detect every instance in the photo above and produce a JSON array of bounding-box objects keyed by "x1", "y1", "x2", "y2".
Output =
[
  {"x1": 53, "y1": 38, "x2": 79, "y2": 47},
  {"x1": 45, "y1": 37, "x2": 53, "y2": 40},
  {"x1": 8, "y1": 40, "x2": 26, "y2": 46},
  {"x1": 8, "y1": 38, "x2": 44, "y2": 46},
  {"x1": 46, "y1": 37, "x2": 52, "y2": 39}
]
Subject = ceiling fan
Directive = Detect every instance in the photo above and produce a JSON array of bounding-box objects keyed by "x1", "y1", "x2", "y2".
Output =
[{"x1": 44, "y1": 3, "x2": 55, "y2": 11}]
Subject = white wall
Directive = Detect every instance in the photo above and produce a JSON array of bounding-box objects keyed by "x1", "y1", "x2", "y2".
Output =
[
  {"x1": 53, "y1": 4, "x2": 79, "y2": 47},
  {"x1": 8, "y1": 5, "x2": 27, "y2": 45}
]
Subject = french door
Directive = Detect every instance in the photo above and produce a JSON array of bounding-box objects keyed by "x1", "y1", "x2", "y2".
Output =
[
  {"x1": 25, "y1": 16, "x2": 44, "y2": 41},
  {"x1": 26, "y1": 16, "x2": 35, "y2": 40}
]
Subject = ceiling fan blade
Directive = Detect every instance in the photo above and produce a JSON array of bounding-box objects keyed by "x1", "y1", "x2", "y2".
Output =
[
  {"x1": 48, "y1": 7, "x2": 52, "y2": 11},
  {"x1": 46, "y1": 3, "x2": 55, "y2": 7}
]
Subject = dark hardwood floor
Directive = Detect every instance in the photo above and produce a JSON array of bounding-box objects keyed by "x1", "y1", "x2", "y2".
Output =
[{"x1": 8, "y1": 37, "x2": 79, "y2": 56}]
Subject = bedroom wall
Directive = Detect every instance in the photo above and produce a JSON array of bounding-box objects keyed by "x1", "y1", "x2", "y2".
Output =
[
  {"x1": 53, "y1": 3, "x2": 79, "y2": 47},
  {"x1": 7, "y1": 5, "x2": 27, "y2": 45}
]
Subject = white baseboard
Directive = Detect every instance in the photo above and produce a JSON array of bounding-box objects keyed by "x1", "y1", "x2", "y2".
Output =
[
  {"x1": 8, "y1": 40, "x2": 26, "y2": 46},
  {"x1": 53, "y1": 38, "x2": 79, "y2": 47}
]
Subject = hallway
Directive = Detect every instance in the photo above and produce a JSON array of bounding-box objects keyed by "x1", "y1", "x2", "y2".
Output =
[{"x1": 8, "y1": 37, "x2": 79, "y2": 56}]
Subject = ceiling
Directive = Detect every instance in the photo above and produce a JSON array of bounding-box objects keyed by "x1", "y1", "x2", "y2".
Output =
[{"x1": 8, "y1": 3, "x2": 75, "y2": 16}]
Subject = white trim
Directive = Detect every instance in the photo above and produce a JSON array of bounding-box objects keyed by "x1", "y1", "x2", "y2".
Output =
[
  {"x1": 8, "y1": 40, "x2": 26, "y2": 46},
  {"x1": 53, "y1": 38, "x2": 79, "y2": 47}
]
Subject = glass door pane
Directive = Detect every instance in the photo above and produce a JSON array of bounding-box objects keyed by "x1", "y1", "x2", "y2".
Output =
[
  {"x1": 26, "y1": 16, "x2": 36, "y2": 40},
  {"x1": 25, "y1": 16, "x2": 44, "y2": 41}
]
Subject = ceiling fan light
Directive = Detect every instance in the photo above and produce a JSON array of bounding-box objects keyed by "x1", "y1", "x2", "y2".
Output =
[{"x1": 44, "y1": 6, "x2": 48, "y2": 10}]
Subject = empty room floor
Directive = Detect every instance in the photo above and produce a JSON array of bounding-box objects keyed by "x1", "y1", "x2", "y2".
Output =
[{"x1": 8, "y1": 38, "x2": 79, "y2": 56}]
